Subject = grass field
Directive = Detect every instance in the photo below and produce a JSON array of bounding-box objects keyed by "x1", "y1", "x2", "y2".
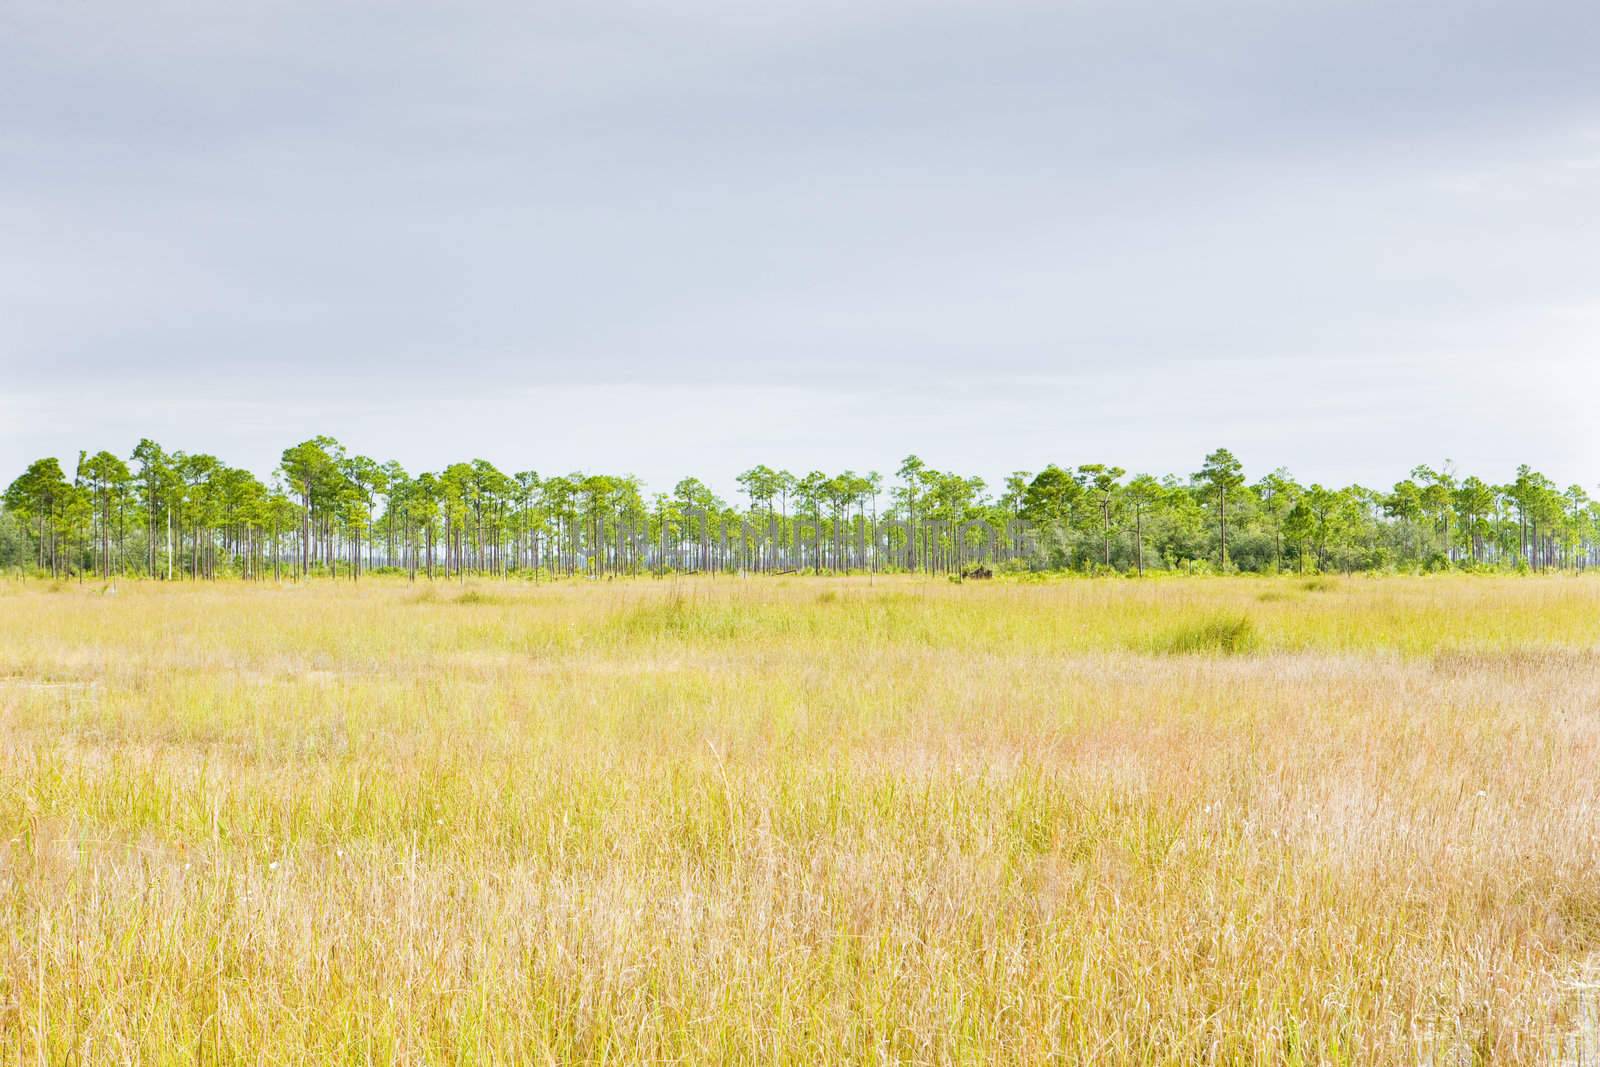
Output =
[{"x1": 1, "y1": 574, "x2": 1598, "y2": 1064}]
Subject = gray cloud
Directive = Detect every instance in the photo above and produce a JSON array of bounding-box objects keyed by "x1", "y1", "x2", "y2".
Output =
[{"x1": 3, "y1": 0, "x2": 1597, "y2": 491}]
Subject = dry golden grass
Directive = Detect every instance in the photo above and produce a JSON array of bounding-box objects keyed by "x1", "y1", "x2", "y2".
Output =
[{"x1": 1, "y1": 574, "x2": 1598, "y2": 1064}]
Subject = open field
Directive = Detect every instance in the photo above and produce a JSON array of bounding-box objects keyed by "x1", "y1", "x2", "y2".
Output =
[{"x1": 1, "y1": 575, "x2": 1599, "y2": 1064}]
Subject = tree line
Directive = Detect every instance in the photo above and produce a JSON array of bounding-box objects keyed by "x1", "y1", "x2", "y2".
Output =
[{"x1": 2, "y1": 439, "x2": 1596, "y2": 580}]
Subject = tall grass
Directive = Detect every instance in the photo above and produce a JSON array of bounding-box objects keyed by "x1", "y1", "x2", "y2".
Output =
[
  {"x1": 0, "y1": 575, "x2": 1596, "y2": 1063},
  {"x1": 1156, "y1": 612, "x2": 1258, "y2": 654}
]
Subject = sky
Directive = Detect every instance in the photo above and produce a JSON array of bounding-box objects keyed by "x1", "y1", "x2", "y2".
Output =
[{"x1": 3, "y1": 0, "x2": 1598, "y2": 499}]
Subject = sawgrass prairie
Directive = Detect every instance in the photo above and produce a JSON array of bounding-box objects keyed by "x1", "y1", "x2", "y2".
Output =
[{"x1": 1, "y1": 574, "x2": 1598, "y2": 1064}]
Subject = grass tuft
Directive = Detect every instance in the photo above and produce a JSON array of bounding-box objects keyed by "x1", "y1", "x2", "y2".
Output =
[{"x1": 1158, "y1": 613, "x2": 1259, "y2": 654}]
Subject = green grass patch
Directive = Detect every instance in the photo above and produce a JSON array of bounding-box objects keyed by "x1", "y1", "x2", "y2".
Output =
[{"x1": 1157, "y1": 614, "x2": 1259, "y2": 655}]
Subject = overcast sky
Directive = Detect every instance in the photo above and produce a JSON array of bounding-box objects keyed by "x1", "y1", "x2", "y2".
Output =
[{"x1": 3, "y1": 0, "x2": 1597, "y2": 497}]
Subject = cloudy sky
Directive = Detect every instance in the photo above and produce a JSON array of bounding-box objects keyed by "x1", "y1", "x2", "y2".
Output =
[{"x1": 3, "y1": 0, "x2": 1597, "y2": 496}]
